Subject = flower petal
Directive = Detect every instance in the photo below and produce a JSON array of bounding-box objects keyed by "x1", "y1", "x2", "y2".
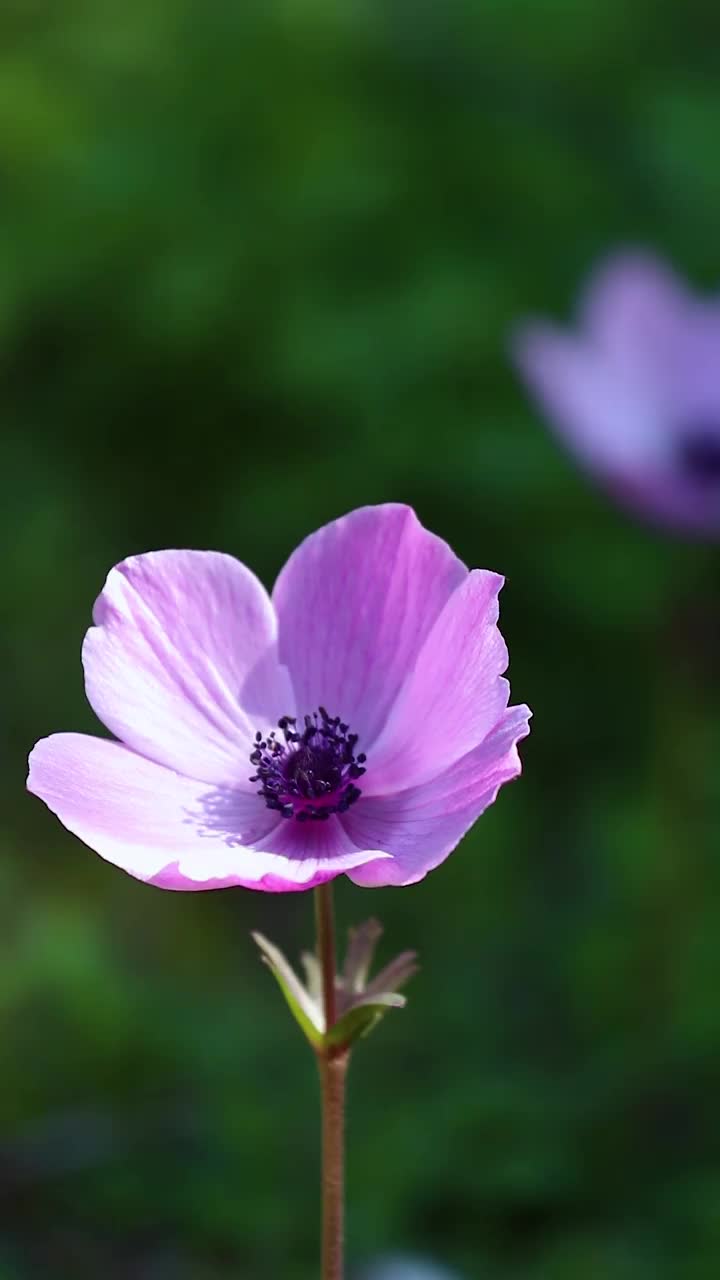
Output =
[
  {"x1": 343, "y1": 705, "x2": 532, "y2": 888},
  {"x1": 83, "y1": 550, "x2": 293, "y2": 786},
  {"x1": 364, "y1": 570, "x2": 510, "y2": 795},
  {"x1": 240, "y1": 807, "x2": 389, "y2": 888},
  {"x1": 28, "y1": 734, "x2": 386, "y2": 892},
  {"x1": 608, "y1": 472, "x2": 720, "y2": 537},
  {"x1": 580, "y1": 249, "x2": 691, "y2": 380},
  {"x1": 272, "y1": 504, "x2": 467, "y2": 749},
  {"x1": 513, "y1": 322, "x2": 664, "y2": 470}
]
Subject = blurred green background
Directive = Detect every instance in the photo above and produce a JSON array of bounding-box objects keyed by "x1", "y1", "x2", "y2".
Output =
[{"x1": 3, "y1": 1, "x2": 720, "y2": 1276}]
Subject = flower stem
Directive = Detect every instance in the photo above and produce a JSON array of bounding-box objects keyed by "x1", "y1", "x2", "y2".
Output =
[
  {"x1": 314, "y1": 883, "x2": 347, "y2": 1280},
  {"x1": 318, "y1": 1048, "x2": 349, "y2": 1280}
]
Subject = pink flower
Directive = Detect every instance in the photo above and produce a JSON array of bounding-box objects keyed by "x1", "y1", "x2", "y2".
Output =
[
  {"x1": 513, "y1": 250, "x2": 720, "y2": 534},
  {"x1": 27, "y1": 505, "x2": 530, "y2": 892}
]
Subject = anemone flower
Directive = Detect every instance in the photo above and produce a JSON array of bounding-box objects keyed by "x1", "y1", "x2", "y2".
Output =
[
  {"x1": 513, "y1": 250, "x2": 720, "y2": 534},
  {"x1": 28, "y1": 504, "x2": 530, "y2": 892}
]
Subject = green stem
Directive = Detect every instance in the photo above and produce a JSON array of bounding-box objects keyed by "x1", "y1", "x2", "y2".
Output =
[{"x1": 314, "y1": 883, "x2": 347, "y2": 1280}]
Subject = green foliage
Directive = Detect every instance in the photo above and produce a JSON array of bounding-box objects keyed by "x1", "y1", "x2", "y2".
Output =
[{"x1": 3, "y1": 0, "x2": 720, "y2": 1275}]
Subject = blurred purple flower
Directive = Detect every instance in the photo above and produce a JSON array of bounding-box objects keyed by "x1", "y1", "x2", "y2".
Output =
[
  {"x1": 28, "y1": 505, "x2": 530, "y2": 892},
  {"x1": 513, "y1": 249, "x2": 720, "y2": 533}
]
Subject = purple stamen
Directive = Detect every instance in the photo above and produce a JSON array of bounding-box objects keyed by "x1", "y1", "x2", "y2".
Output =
[{"x1": 249, "y1": 707, "x2": 366, "y2": 821}]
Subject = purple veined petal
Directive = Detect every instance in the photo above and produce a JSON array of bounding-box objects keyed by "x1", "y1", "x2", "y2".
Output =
[
  {"x1": 343, "y1": 705, "x2": 532, "y2": 888},
  {"x1": 513, "y1": 321, "x2": 665, "y2": 470},
  {"x1": 363, "y1": 570, "x2": 510, "y2": 796},
  {"x1": 272, "y1": 504, "x2": 467, "y2": 750},
  {"x1": 28, "y1": 735, "x2": 387, "y2": 892},
  {"x1": 83, "y1": 550, "x2": 294, "y2": 787},
  {"x1": 240, "y1": 808, "x2": 389, "y2": 890}
]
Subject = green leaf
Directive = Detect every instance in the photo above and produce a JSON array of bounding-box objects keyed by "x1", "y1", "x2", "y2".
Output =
[
  {"x1": 251, "y1": 932, "x2": 324, "y2": 1049},
  {"x1": 325, "y1": 992, "x2": 407, "y2": 1050},
  {"x1": 300, "y1": 949, "x2": 323, "y2": 1005}
]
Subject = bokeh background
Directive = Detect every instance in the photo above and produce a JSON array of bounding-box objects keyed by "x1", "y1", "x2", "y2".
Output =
[{"x1": 3, "y1": 1, "x2": 720, "y2": 1276}]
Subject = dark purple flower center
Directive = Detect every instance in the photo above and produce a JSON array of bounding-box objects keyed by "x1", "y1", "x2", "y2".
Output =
[
  {"x1": 249, "y1": 708, "x2": 366, "y2": 822},
  {"x1": 678, "y1": 428, "x2": 720, "y2": 485}
]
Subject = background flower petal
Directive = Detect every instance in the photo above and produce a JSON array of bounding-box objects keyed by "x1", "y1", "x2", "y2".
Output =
[
  {"x1": 364, "y1": 570, "x2": 510, "y2": 794},
  {"x1": 579, "y1": 249, "x2": 691, "y2": 380},
  {"x1": 272, "y1": 504, "x2": 467, "y2": 748},
  {"x1": 343, "y1": 705, "x2": 531, "y2": 888},
  {"x1": 83, "y1": 550, "x2": 293, "y2": 786},
  {"x1": 513, "y1": 322, "x2": 664, "y2": 469},
  {"x1": 28, "y1": 734, "x2": 384, "y2": 892}
]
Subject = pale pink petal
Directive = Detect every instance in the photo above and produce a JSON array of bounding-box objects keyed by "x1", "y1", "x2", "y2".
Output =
[
  {"x1": 364, "y1": 571, "x2": 510, "y2": 795},
  {"x1": 344, "y1": 705, "x2": 531, "y2": 888},
  {"x1": 513, "y1": 323, "x2": 665, "y2": 469},
  {"x1": 272, "y1": 504, "x2": 467, "y2": 749},
  {"x1": 28, "y1": 734, "x2": 385, "y2": 892},
  {"x1": 83, "y1": 550, "x2": 293, "y2": 786}
]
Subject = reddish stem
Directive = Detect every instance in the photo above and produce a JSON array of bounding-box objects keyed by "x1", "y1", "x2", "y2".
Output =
[{"x1": 314, "y1": 883, "x2": 347, "y2": 1280}]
